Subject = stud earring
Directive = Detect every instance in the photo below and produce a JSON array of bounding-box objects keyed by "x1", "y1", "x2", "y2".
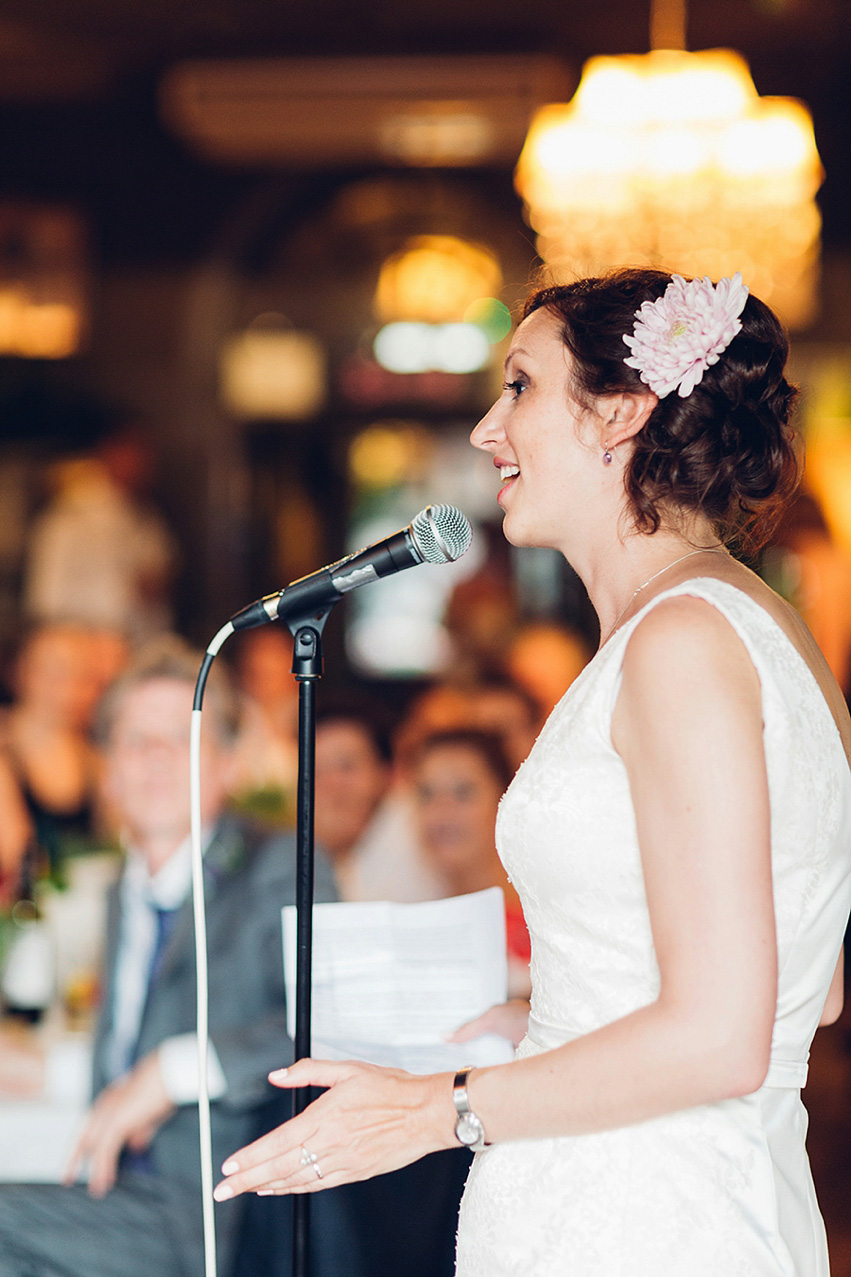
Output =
[{"x1": 603, "y1": 443, "x2": 613, "y2": 466}]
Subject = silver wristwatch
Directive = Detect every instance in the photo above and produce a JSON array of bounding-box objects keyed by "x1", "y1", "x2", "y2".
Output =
[{"x1": 453, "y1": 1066, "x2": 490, "y2": 1152}]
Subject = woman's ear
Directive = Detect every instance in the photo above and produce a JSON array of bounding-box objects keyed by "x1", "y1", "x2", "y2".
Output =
[{"x1": 600, "y1": 391, "x2": 658, "y2": 450}]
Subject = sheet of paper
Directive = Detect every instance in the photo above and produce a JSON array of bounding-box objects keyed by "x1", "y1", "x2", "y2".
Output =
[
  {"x1": 282, "y1": 887, "x2": 515, "y2": 1072},
  {"x1": 0, "y1": 1101, "x2": 87, "y2": 1182}
]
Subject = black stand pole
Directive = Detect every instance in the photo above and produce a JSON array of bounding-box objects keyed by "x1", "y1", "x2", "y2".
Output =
[{"x1": 291, "y1": 622, "x2": 325, "y2": 1277}]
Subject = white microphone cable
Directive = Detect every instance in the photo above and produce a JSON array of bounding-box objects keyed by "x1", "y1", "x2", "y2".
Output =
[{"x1": 190, "y1": 619, "x2": 234, "y2": 1277}]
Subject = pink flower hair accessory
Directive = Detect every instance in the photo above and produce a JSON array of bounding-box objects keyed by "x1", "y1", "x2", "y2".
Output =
[{"x1": 622, "y1": 272, "x2": 749, "y2": 399}]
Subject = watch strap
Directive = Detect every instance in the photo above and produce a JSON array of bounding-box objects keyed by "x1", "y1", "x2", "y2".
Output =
[{"x1": 452, "y1": 1066, "x2": 490, "y2": 1150}]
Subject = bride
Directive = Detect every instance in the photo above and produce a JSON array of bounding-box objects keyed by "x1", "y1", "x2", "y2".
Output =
[{"x1": 215, "y1": 269, "x2": 851, "y2": 1275}]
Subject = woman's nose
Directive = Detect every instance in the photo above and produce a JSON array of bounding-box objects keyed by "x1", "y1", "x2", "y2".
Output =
[{"x1": 470, "y1": 400, "x2": 503, "y2": 452}]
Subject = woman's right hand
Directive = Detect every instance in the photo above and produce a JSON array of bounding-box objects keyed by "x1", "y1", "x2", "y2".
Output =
[{"x1": 447, "y1": 999, "x2": 530, "y2": 1047}]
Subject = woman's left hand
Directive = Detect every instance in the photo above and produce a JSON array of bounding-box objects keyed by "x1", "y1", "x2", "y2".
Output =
[{"x1": 213, "y1": 1057, "x2": 455, "y2": 1200}]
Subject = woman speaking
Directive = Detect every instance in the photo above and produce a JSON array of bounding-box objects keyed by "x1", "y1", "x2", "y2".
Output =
[{"x1": 215, "y1": 269, "x2": 851, "y2": 1276}]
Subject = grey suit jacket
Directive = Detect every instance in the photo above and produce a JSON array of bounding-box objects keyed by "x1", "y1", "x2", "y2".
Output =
[{"x1": 91, "y1": 815, "x2": 337, "y2": 1271}]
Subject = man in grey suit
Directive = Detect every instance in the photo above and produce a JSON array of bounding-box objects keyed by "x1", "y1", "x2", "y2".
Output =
[{"x1": 0, "y1": 637, "x2": 338, "y2": 1277}]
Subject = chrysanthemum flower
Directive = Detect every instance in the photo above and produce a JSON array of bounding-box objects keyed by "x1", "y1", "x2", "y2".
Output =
[{"x1": 623, "y1": 273, "x2": 749, "y2": 399}]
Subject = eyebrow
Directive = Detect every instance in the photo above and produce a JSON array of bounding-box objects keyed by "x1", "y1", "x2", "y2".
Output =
[{"x1": 503, "y1": 346, "x2": 529, "y2": 369}]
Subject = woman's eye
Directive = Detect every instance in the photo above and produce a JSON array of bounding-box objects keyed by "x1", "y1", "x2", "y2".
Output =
[{"x1": 502, "y1": 378, "x2": 527, "y2": 398}]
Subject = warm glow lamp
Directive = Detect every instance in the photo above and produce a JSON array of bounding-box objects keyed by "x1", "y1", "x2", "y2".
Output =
[
  {"x1": 514, "y1": 3, "x2": 823, "y2": 328},
  {"x1": 374, "y1": 235, "x2": 502, "y2": 325},
  {"x1": 0, "y1": 205, "x2": 87, "y2": 358}
]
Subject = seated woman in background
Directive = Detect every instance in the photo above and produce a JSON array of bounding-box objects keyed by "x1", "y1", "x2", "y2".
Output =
[
  {"x1": 228, "y1": 627, "x2": 299, "y2": 826},
  {"x1": 0, "y1": 623, "x2": 104, "y2": 874},
  {"x1": 412, "y1": 728, "x2": 531, "y2": 998},
  {"x1": 0, "y1": 755, "x2": 34, "y2": 905}
]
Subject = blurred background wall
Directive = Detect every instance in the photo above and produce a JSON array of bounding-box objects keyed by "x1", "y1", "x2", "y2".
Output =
[{"x1": 0, "y1": 0, "x2": 848, "y2": 694}]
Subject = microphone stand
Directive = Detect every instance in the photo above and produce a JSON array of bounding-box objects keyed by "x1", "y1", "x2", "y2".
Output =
[{"x1": 289, "y1": 617, "x2": 328, "y2": 1277}]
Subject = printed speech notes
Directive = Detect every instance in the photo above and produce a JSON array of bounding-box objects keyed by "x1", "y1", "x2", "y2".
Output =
[{"x1": 282, "y1": 887, "x2": 515, "y2": 1071}]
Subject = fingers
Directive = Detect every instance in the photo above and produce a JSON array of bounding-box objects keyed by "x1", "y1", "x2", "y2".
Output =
[
  {"x1": 216, "y1": 1141, "x2": 351, "y2": 1200},
  {"x1": 214, "y1": 1058, "x2": 439, "y2": 1202},
  {"x1": 446, "y1": 1016, "x2": 487, "y2": 1043},
  {"x1": 213, "y1": 1067, "x2": 361, "y2": 1201},
  {"x1": 215, "y1": 1110, "x2": 315, "y2": 1196},
  {"x1": 447, "y1": 1000, "x2": 530, "y2": 1045},
  {"x1": 63, "y1": 1101, "x2": 105, "y2": 1187},
  {"x1": 63, "y1": 1131, "x2": 87, "y2": 1186},
  {"x1": 86, "y1": 1129, "x2": 122, "y2": 1198},
  {"x1": 267, "y1": 1057, "x2": 361, "y2": 1091},
  {"x1": 215, "y1": 1138, "x2": 321, "y2": 1201},
  {"x1": 68, "y1": 1103, "x2": 120, "y2": 1198},
  {"x1": 62, "y1": 1072, "x2": 158, "y2": 1197},
  {"x1": 127, "y1": 1123, "x2": 157, "y2": 1152}
]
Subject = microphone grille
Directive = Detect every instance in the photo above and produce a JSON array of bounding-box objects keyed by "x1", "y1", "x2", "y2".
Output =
[{"x1": 410, "y1": 504, "x2": 473, "y2": 565}]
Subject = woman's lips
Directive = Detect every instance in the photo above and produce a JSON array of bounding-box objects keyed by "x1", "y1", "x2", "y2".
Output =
[{"x1": 496, "y1": 462, "x2": 520, "y2": 505}]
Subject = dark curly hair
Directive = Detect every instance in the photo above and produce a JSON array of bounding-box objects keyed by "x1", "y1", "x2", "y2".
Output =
[{"x1": 524, "y1": 268, "x2": 801, "y2": 554}]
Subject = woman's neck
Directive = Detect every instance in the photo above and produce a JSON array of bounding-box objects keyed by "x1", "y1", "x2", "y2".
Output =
[{"x1": 570, "y1": 518, "x2": 726, "y2": 648}]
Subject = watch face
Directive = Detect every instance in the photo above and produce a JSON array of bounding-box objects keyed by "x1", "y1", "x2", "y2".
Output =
[{"x1": 456, "y1": 1113, "x2": 485, "y2": 1147}]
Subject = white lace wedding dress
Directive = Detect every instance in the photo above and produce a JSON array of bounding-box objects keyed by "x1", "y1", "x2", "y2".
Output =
[{"x1": 456, "y1": 578, "x2": 851, "y2": 1276}]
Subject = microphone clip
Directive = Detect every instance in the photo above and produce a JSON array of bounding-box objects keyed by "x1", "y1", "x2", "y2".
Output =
[{"x1": 291, "y1": 621, "x2": 326, "y2": 681}]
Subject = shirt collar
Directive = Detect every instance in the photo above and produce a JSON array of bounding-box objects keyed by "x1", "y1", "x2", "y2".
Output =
[{"x1": 122, "y1": 826, "x2": 214, "y2": 911}]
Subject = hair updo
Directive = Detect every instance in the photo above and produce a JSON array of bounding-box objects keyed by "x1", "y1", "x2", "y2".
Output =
[{"x1": 524, "y1": 268, "x2": 801, "y2": 554}]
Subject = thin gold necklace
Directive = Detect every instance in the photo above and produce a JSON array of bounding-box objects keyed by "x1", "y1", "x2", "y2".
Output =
[{"x1": 601, "y1": 547, "x2": 727, "y2": 646}]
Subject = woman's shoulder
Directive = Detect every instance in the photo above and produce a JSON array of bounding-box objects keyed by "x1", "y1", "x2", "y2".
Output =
[
  {"x1": 625, "y1": 565, "x2": 815, "y2": 668},
  {"x1": 619, "y1": 588, "x2": 763, "y2": 725},
  {"x1": 624, "y1": 568, "x2": 851, "y2": 766}
]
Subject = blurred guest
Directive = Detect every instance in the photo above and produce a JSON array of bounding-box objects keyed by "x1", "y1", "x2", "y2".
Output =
[
  {"x1": 505, "y1": 620, "x2": 590, "y2": 719},
  {"x1": 23, "y1": 430, "x2": 177, "y2": 643},
  {"x1": 0, "y1": 636, "x2": 339, "y2": 1277},
  {"x1": 0, "y1": 756, "x2": 33, "y2": 905},
  {"x1": 315, "y1": 702, "x2": 446, "y2": 903},
  {"x1": 392, "y1": 682, "x2": 474, "y2": 774},
  {"x1": 396, "y1": 676, "x2": 538, "y2": 778},
  {"x1": 466, "y1": 676, "x2": 540, "y2": 770},
  {"x1": 444, "y1": 523, "x2": 517, "y2": 681},
  {"x1": 229, "y1": 629, "x2": 299, "y2": 826},
  {"x1": 0, "y1": 623, "x2": 102, "y2": 872},
  {"x1": 87, "y1": 628, "x2": 133, "y2": 701},
  {"x1": 412, "y1": 728, "x2": 531, "y2": 998}
]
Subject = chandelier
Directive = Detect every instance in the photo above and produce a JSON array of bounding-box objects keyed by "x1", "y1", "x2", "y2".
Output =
[{"x1": 514, "y1": 4, "x2": 823, "y2": 328}]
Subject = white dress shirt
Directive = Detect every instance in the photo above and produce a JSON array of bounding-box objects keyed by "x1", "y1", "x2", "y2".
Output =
[{"x1": 104, "y1": 835, "x2": 226, "y2": 1104}]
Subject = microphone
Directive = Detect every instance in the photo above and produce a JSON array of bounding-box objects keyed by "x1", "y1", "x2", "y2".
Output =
[{"x1": 230, "y1": 503, "x2": 473, "y2": 632}]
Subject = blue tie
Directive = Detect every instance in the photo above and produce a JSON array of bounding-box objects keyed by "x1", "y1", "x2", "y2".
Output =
[
  {"x1": 131, "y1": 904, "x2": 180, "y2": 1063},
  {"x1": 148, "y1": 905, "x2": 179, "y2": 988},
  {"x1": 120, "y1": 904, "x2": 180, "y2": 1177}
]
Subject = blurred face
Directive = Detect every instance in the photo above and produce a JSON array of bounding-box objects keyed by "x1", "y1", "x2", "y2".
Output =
[
  {"x1": 468, "y1": 688, "x2": 537, "y2": 770},
  {"x1": 314, "y1": 721, "x2": 388, "y2": 860},
  {"x1": 103, "y1": 678, "x2": 233, "y2": 861},
  {"x1": 413, "y1": 744, "x2": 504, "y2": 889},
  {"x1": 237, "y1": 630, "x2": 296, "y2": 705},
  {"x1": 508, "y1": 627, "x2": 589, "y2": 716},
  {"x1": 17, "y1": 627, "x2": 100, "y2": 728},
  {"x1": 470, "y1": 307, "x2": 600, "y2": 553}
]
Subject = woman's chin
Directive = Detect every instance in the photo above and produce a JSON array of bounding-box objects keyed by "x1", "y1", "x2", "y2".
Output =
[{"x1": 501, "y1": 514, "x2": 539, "y2": 550}]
